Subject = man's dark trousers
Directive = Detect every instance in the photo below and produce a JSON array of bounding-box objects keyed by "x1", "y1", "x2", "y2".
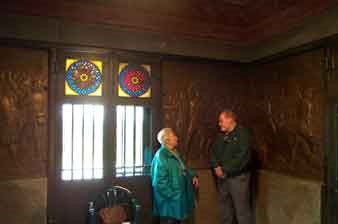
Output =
[{"x1": 217, "y1": 173, "x2": 252, "y2": 224}]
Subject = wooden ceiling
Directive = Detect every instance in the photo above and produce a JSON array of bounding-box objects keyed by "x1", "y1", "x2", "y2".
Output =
[{"x1": 1, "y1": 0, "x2": 337, "y2": 46}]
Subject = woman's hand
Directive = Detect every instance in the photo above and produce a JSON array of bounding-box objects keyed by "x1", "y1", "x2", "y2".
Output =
[{"x1": 192, "y1": 176, "x2": 199, "y2": 188}]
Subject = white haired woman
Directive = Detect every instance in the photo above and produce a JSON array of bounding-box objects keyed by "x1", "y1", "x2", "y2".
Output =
[{"x1": 151, "y1": 128, "x2": 199, "y2": 224}]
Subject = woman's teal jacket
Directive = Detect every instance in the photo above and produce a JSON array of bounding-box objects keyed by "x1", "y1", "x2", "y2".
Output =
[{"x1": 151, "y1": 146, "x2": 197, "y2": 220}]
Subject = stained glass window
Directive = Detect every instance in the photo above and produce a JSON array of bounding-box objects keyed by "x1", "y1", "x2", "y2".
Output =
[
  {"x1": 118, "y1": 63, "x2": 151, "y2": 98},
  {"x1": 65, "y1": 59, "x2": 103, "y2": 96}
]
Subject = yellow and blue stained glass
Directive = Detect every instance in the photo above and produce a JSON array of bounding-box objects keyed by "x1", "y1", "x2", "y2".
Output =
[
  {"x1": 65, "y1": 59, "x2": 103, "y2": 96},
  {"x1": 118, "y1": 63, "x2": 151, "y2": 98}
]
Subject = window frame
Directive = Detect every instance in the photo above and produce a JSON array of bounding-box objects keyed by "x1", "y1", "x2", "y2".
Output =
[
  {"x1": 54, "y1": 49, "x2": 161, "y2": 182},
  {"x1": 114, "y1": 104, "x2": 153, "y2": 177}
]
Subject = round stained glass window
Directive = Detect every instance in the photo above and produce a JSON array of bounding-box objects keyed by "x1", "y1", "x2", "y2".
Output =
[
  {"x1": 119, "y1": 65, "x2": 151, "y2": 97},
  {"x1": 66, "y1": 60, "x2": 102, "y2": 95}
]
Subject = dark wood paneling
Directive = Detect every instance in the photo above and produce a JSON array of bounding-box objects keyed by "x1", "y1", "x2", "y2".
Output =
[
  {"x1": 0, "y1": 42, "x2": 327, "y2": 224},
  {"x1": 247, "y1": 49, "x2": 325, "y2": 180},
  {"x1": 0, "y1": 47, "x2": 48, "y2": 180},
  {"x1": 1, "y1": 0, "x2": 336, "y2": 45},
  {"x1": 0, "y1": 0, "x2": 244, "y2": 42},
  {"x1": 0, "y1": 46, "x2": 48, "y2": 224},
  {"x1": 246, "y1": 0, "x2": 335, "y2": 44},
  {"x1": 161, "y1": 49, "x2": 325, "y2": 180},
  {"x1": 161, "y1": 60, "x2": 246, "y2": 168}
]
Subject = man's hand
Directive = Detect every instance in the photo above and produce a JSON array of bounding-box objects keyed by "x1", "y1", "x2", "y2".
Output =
[
  {"x1": 192, "y1": 176, "x2": 199, "y2": 188},
  {"x1": 214, "y1": 166, "x2": 225, "y2": 178}
]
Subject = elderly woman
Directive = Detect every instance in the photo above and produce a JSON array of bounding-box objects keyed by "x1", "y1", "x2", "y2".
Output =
[{"x1": 151, "y1": 128, "x2": 199, "y2": 224}]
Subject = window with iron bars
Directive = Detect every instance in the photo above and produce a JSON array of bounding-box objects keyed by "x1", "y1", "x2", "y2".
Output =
[
  {"x1": 115, "y1": 105, "x2": 152, "y2": 177},
  {"x1": 61, "y1": 104, "x2": 152, "y2": 180},
  {"x1": 59, "y1": 55, "x2": 157, "y2": 181}
]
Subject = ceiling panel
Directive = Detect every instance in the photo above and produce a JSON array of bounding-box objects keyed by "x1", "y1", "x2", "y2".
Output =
[{"x1": 0, "y1": 0, "x2": 336, "y2": 45}]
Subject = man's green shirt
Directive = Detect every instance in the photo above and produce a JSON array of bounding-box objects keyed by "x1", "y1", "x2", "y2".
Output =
[{"x1": 210, "y1": 125, "x2": 252, "y2": 173}]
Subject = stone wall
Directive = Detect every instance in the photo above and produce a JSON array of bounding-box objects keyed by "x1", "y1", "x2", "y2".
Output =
[
  {"x1": 255, "y1": 170, "x2": 321, "y2": 224},
  {"x1": 0, "y1": 178, "x2": 47, "y2": 224},
  {"x1": 193, "y1": 169, "x2": 219, "y2": 224},
  {"x1": 191, "y1": 169, "x2": 322, "y2": 224}
]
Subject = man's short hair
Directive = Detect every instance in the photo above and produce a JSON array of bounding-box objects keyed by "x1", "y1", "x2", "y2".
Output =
[{"x1": 219, "y1": 109, "x2": 237, "y2": 121}]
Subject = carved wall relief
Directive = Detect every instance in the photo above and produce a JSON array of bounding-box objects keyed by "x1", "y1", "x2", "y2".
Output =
[
  {"x1": 162, "y1": 49, "x2": 325, "y2": 180},
  {"x1": 161, "y1": 61, "x2": 248, "y2": 168},
  {"x1": 247, "y1": 49, "x2": 325, "y2": 180},
  {"x1": 0, "y1": 47, "x2": 48, "y2": 179}
]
